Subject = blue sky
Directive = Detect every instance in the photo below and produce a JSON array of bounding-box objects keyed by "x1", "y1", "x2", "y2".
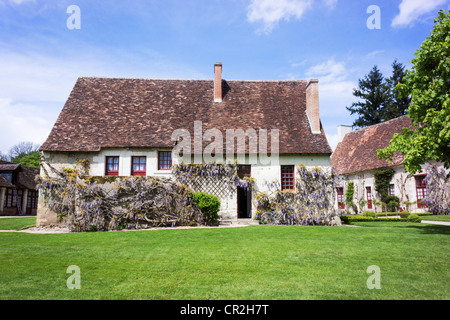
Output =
[{"x1": 0, "y1": 0, "x2": 449, "y2": 153}]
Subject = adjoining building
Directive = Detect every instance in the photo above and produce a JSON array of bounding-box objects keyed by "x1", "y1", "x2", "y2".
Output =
[
  {"x1": 331, "y1": 116, "x2": 445, "y2": 213},
  {"x1": 0, "y1": 160, "x2": 39, "y2": 216}
]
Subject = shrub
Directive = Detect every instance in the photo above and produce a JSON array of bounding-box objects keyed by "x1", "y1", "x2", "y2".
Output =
[
  {"x1": 340, "y1": 216, "x2": 421, "y2": 223},
  {"x1": 385, "y1": 196, "x2": 400, "y2": 212},
  {"x1": 191, "y1": 192, "x2": 221, "y2": 224},
  {"x1": 399, "y1": 212, "x2": 410, "y2": 218},
  {"x1": 363, "y1": 211, "x2": 375, "y2": 217},
  {"x1": 407, "y1": 214, "x2": 422, "y2": 223}
]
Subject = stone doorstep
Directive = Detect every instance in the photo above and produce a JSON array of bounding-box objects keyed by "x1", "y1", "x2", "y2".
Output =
[{"x1": 220, "y1": 219, "x2": 260, "y2": 226}]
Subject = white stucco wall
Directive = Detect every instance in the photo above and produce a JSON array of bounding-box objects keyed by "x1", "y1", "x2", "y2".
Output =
[{"x1": 39, "y1": 150, "x2": 331, "y2": 221}]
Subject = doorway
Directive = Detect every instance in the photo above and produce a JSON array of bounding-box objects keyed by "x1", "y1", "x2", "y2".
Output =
[
  {"x1": 237, "y1": 186, "x2": 252, "y2": 218},
  {"x1": 237, "y1": 165, "x2": 252, "y2": 219}
]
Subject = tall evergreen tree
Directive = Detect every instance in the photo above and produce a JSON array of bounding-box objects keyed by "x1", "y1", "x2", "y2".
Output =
[
  {"x1": 346, "y1": 65, "x2": 390, "y2": 128},
  {"x1": 384, "y1": 60, "x2": 410, "y2": 120}
]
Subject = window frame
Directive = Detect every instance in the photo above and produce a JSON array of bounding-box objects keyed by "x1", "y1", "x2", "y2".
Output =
[
  {"x1": 105, "y1": 156, "x2": 120, "y2": 176},
  {"x1": 336, "y1": 187, "x2": 345, "y2": 209},
  {"x1": 366, "y1": 186, "x2": 373, "y2": 209},
  {"x1": 131, "y1": 156, "x2": 147, "y2": 176},
  {"x1": 389, "y1": 184, "x2": 395, "y2": 197},
  {"x1": 415, "y1": 174, "x2": 427, "y2": 209},
  {"x1": 281, "y1": 165, "x2": 295, "y2": 190},
  {"x1": 4, "y1": 188, "x2": 14, "y2": 208},
  {"x1": 237, "y1": 165, "x2": 251, "y2": 179},
  {"x1": 158, "y1": 151, "x2": 172, "y2": 171}
]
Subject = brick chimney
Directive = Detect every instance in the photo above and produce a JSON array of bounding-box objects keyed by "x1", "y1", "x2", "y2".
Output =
[
  {"x1": 214, "y1": 62, "x2": 222, "y2": 102},
  {"x1": 306, "y1": 79, "x2": 321, "y2": 134}
]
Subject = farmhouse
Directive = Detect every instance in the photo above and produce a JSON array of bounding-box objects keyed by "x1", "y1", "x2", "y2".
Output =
[
  {"x1": 331, "y1": 116, "x2": 445, "y2": 213},
  {"x1": 0, "y1": 160, "x2": 39, "y2": 216},
  {"x1": 37, "y1": 63, "x2": 332, "y2": 226}
]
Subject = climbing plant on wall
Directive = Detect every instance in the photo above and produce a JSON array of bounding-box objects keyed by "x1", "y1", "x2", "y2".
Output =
[
  {"x1": 36, "y1": 159, "x2": 208, "y2": 232},
  {"x1": 374, "y1": 168, "x2": 395, "y2": 203},
  {"x1": 255, "y1": 165, "x2": 339, "y2": 226}
]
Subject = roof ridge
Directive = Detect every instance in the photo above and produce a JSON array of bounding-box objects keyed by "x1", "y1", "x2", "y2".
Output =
[
  {"x1": 78, "y1": 76, "x2": 308, "y2": 83},
  {"x1": 351, "y1": 115, "x2": 409, "y2": 134}
]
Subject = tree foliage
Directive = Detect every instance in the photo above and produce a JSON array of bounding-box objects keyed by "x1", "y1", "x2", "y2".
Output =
[
  {"x1": 347, "y1": 61, "x2": 410, "y2": 128},
  {"x1": 11, "y1": 151, "x2": 41, "y2": 168},
  {"x1": 378, "y1": 10, "x2": 450, "y2": 174},
  {"x1": 347, "y1": 65, "x2": 389, "y2": 128},
  {"x1": 385, "y1": 60, "x2": 411, "y2": 119}
]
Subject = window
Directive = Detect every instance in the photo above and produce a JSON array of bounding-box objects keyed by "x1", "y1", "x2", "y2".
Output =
[
  {"x1": 105, "y1": 156, "x2": 119, "y2": 176},
  {"x1": 415, "y1": 175, "x2": 427, "y2": 208},
  {"x1": 158, "y1": 151, "x2": 172, "y2": 170},
  {"x1": 4, "y1": 189, "x2": 13, "y2": 208},
  {"x1": 238, "y1": 165, "x2": 251, "y2": 179},
  {"x1": 336, "y1": 187, "x2": 345, "y2": 209},
  {"x1": 366, "y1": 186, "x2": 373, "y2": 209},
  {"x1": 4, "y1": 189, "x2": 21, "y2": 208},
  {"x1": 389, "y1": 184, "x2": 395, "y2": 196},
  {"x1": 27, "y1": 190, "x2": 38, "y2": 209},
  {"x1": 131, "y1": 156, "x2": 147, "y2": 176},
  {"x1": 281, "y1": 165, "x2": 295, "y2": 190}
]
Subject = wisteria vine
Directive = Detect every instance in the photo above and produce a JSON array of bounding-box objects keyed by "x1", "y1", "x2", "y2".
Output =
[
  {"x1": 256, "y1": 165, "x2": 339, "y2": 226},
  {"x1": 424, "y1": 164, "x2": 450, "y2": 215},
  {"x1": 36, "y1": 159, "x2": 205, "y2": 232}
]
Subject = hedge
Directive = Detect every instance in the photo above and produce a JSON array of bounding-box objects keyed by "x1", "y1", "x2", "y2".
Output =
[
  {"x1": 341, "y1": 215, "x2": 422, "y2": 223},
  {"x1": 374, "y1": 212, "x2": 431, "y2": 217}
]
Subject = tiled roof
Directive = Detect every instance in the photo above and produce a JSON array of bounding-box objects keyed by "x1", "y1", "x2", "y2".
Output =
[
  {"x1": 0, "y1": 175, "x2": 13, "y2": 188},
  {"x1": 331, "y1": 116, "x2": 413, "y2": 174},
  {"x1": 40, "y1": 77, "x2": 332, "y2": 155},
  {"x1": 17, "y1": 166, "x2": 40, "y2": 190},
  {"x1": 0, "y1": 162, "x2": 21, "y2": 171},
  {"x1": 0, "y1": 160, "x2": 38, "y2": 190}
]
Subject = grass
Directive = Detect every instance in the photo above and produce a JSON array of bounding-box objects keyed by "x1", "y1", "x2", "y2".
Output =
[
  {"x1": 421, "y1": 215, "x2": 450, "y2": 222},
  {"x1": 0, "y1": 222, "x2": 449, "y2": 300},
  {"x1": 0, "y1": 217, "x2": 36, "y2": 230}
]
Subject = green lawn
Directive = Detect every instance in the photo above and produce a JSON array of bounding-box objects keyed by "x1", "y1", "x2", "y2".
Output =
[
  {"x1": 0, "y1": 217, "x2": 37, "y2": 230},
  {"x1": 0, "y1": 222, "x2": 449, "y2": 300},
  {"x1": 421, "y1": 215, "x2": 450, "y2": 222}
]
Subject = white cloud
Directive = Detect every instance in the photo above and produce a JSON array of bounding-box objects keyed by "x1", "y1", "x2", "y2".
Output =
[
  {"x1": 392, "y1": 0, "x2": 448, "y2": 28},
  {"x1": 247, "y1": 0, "x2": 337, "y2": 34},
  {"x1": 0, "y1": 98, "x2": 57, "y2": 152},
  {"x1": 7, "y1": 0, "x2": 36, "y2": 5},
  {"x1": 367, "y1": 50, "x2": 385, "y2": 57}
]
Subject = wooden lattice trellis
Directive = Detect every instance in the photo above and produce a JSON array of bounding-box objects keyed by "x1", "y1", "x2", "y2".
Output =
[
  {"x1": 172, "y1": 163, "x2": 240, "y2": 199},
  {"x1": 183, "y1": 175, "x2": 234, "y2": 198}
]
